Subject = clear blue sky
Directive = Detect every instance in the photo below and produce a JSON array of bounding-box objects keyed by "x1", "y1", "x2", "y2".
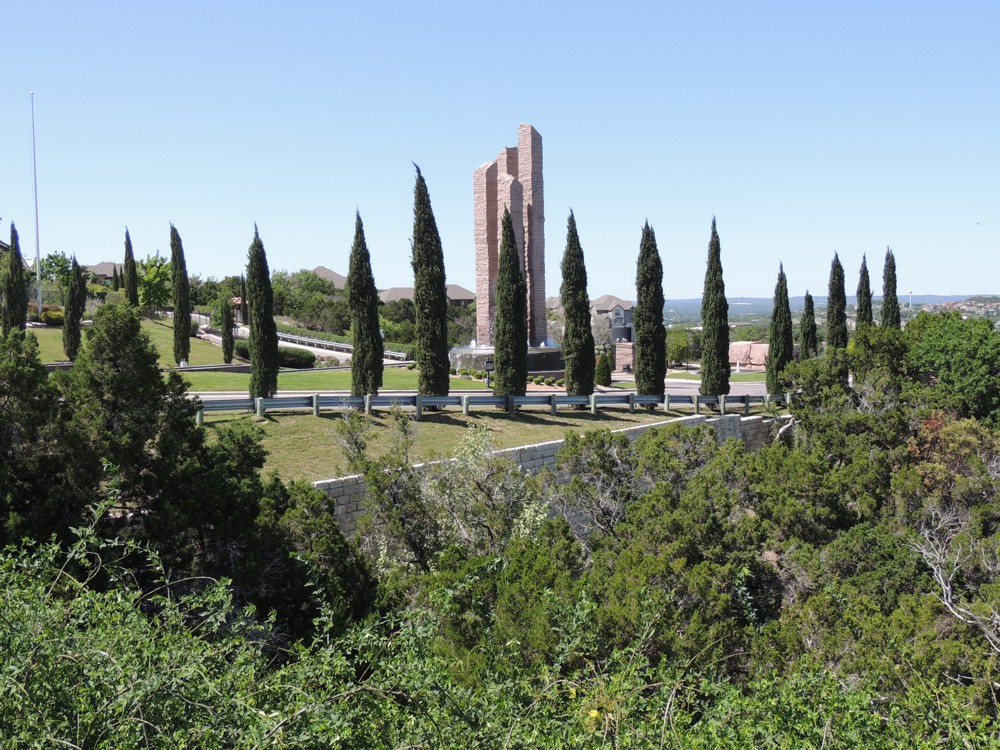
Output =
[{"x1": 2, "y1": 1, "x2": 997, "y2": 301}]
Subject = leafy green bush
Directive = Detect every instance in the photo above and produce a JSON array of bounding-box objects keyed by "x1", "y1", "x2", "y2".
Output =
[
  {"x1": 278, "y1": 346, "x2": 316, "y2": 369},
  {"x1": 233, "y1": 340, "x2": 251, "y2": 361},
  {"x1": 544, "y1": 377, "x2": 556, "y2": 386},
  {"x1": 556, "y1": 378, "x2": 565, "y2": 387},
  {"x1": 41, "y1": 309, "x2": 64, "y2": 326}
]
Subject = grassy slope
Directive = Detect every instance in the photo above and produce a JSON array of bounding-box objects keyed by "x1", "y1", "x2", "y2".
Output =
[{"x1": 205, "y1": 407, "x2": 687, "y2": 482}]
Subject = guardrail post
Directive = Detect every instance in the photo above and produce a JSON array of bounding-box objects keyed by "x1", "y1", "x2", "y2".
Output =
[
  {"x1": 720, "y1": 395, "x2": 727, "y2": 415},
  {"x1": 785, "y1": 392, "x2": 793, "y2": 407},
  {"x1": 550, "y1": 394, "x2": 558, "y2": 416},
  {"x1": 312, "y1": 394, "x2": 320, "y2": 417},
  {"x1": 364, "y1": 394, "x2": 373, "y2": 415},
  {"x1": 414, "y1": 394, "x2": 423, "y2": 421},
  {"x1": 590, "y1": 393, "x2": 598, "y2": 415},
  {"x1": 462, "y1": 395, "x2": 470, "y2": 416},
  {"x1": 196, "y1": 409, "x2": 204, "y2": 427},
  {"x1": 744, "y1": 396, "x2": 750, "y2": 416},
  {"x1": 628, "y1": 393, "x2": 636, "y2": 413},
  {"x1": 764, "y1": 394, "x2": 771, "y2": 409},
  {"x1": 664, "y1": 393, "x2": 671, "y2": 412},
  {"x1": 507, "y1": 395, "x2": 514, "y2": 414},
  {"x1": 695, "y1": 396, "x2": 701, "y2": 415},
  {"x1": 255, "y1": 397, "x2": 264, "y2": 418}
]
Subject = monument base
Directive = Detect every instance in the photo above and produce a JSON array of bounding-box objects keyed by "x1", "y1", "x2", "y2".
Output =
[{"x1": 449, "y1": 346, "x2": 564, "y2": 374}]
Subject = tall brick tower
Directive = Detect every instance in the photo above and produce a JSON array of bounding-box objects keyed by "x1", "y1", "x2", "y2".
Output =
[{"x1": 474, "y1": 124, "x2": 547, "y2": 347}]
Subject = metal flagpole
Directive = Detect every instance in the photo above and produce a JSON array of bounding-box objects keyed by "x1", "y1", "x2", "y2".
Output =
[{"x1": 31, "y1": 92, "x2": 42, "y2": 318}]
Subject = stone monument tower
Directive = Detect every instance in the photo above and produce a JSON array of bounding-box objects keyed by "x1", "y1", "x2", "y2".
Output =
[{"x1": 473, "y1": 124, "x2": 547, "y2": 347}]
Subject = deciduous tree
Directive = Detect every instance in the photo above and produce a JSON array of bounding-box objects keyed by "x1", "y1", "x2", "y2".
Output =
[
  {"x1": 560, "y1": 211, "x2": 595, "y2": 397},
  {"x1": 347, "y1": 212, "x2": 383, "y2": 396},
  {"x1": 634, "y1": 221, "x2": 666, "y2": 398},
  {"x1": 700, "y1": 218, "x2": 730, "y2": 395}
]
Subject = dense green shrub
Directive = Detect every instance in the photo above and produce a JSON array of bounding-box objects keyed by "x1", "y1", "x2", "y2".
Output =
[
  {"x1": 278, "y1": 346, "x2": 316, "y2": 369},
  {"x1": 233, "y1": 340, "x2": 251, "y2": 361},
  {"x1": 40, "y1": 309, "x2": 64, "y2": 326}
]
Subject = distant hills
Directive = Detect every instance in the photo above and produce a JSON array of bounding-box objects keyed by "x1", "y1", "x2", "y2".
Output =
[{"x1": 664, "y1": 295, "x2": 972, "y2": 315}]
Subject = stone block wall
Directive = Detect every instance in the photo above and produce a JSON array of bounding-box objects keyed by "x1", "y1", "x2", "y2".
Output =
[{"x1": 313, "y1": 414, "x2": 785, "y2": 535}]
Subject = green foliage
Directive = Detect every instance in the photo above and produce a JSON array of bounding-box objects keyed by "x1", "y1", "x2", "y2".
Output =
[
  {"x1": 799, "y1": 289, "x2": 818, "y2": 359},
  {"x1": 856, "y1": 253, "x2": 873, "y2": 332},
  {"x1": 278, "y1": 345, "x2": 316, "y2": 369},
  {"x1": 905, "y1": 311, "x2": 1000, "y2": 422},
  {"x1": 767, "y1": 263, "x2": 793, "y2": 394},
  {"x1": 492, "y1": 207, "x2": 528, "y2": 397},
  {"x1": 137, "y1": 251, "x2": 171, "y2": 315},
  {"x1": 233, "y1": 339, "x2": 250, "y2": 361},
  {"x1": 40, "y1": 308, "x2": 63, "y2": 326},
  {"x1": 826, "y1": 252, "x2": 848, "y2": 350},
  {"x1": 634, "y1": 221, "x2": 666, "y2": 396},
  {"x1": 560, "y1": 211, "x2": 595, "y2": 397},
  {"x1": 594, "y1": 350, "x2": 612, "y2": 386},
  {"x1": 220, "y1": 295, "x2": 235, "y2": 363},
  {"x1": 271, "y1": 269, "x2": 350, "y2": 333},
  {"x1": 246, "y1": 226, "x2": 279, "y2": 399},
  {"x1": 411, "y1": 166, "x2": 451, "y2": 396},
  {"x1": 347, "y1": 213, "x2": 384, "y2": 396},
  {"x1": 123, "y1": 228, "x2": 140, "y2": 307},
  {"x1": 881, "y1": 247, "x2": 901, "y2": 329},
  {"x1": 1, "y1": 223, "x2": 28, "y2": 335},
  {"x1": 61, "y1": 257, "x2": 86, "y2": 360},
  {"x1": 666, "y1": 329, "x2": 690, "y2": 365},
  {"x1": 700, "y1": 218, "x2": 730, "y2": 395},
  {"x1": 170, "y1": 224, "x2": 191, "y2": 364}
]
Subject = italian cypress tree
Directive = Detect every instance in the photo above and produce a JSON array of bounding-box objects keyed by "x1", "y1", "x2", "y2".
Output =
[
  {"x1": 492, "y1": 207, "x2": 528, "y2": 397},
  {"x1": 594, "y1": 350, "x2": 613, "y2": 387},
  {"x1": 700, "y1": 218, "x2": 730, "y2": 396},
  {"x1": 1, "y1": 223, "x2": 28, "y2": 336},
  {"x1": 826, "y1": 253, "x2": 848, "y2": 350},
  {"x1": 246, "y1": 226, "x2": 279, "y2": 398},
  {"x1": 856, "y1": 254, "x2": 873, "y2": 332},
  {"x1": 347, "y1": 212, "x2": 384, "y2": 396},
  {"x1": 220, "y1": 295, "x2": 235, "y2": 364},
  {"x1": 881, "y1": 247, "x2": 900, "y2": 329},
  {"x1": 123, "y1": 228, "x2": 140, "y2": 308},
  {"x1": 634, "y1": 221, "x2": 666, "y2": 397},
  {"x1": 170, "y1": 225, "x2": 191, "y2": 365},
  {"x1": 766, "y1": 264, "x2": 793, "y2": 394},
  {"x1": 63, "y1": 257, "x2": 86, "y2": 360},
  {"x1": 239, "y1": 275, "x2": 249, "y2": 325},
  {"x1": 800, "y1": 290, "x2": 818, "y2": 359},
  {"x1": 111, "y1": 265, "x2": 120, "y2": 291},
  {"x1": 560, "y1": 211, "x2": 595, "y2": 397},
  {"x1": 410, "y1": 166, "x2": 450, "y2": 396}
]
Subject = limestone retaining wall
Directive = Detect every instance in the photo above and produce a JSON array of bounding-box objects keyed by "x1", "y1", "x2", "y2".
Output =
[{"x1": 314, "y1": 414, "x2": 785, "y2": 535}]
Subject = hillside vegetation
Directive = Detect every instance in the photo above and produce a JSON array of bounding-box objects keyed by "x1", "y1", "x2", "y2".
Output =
[{"x1": 2, "y1": 307, "x2": 1000, "y2": 745}]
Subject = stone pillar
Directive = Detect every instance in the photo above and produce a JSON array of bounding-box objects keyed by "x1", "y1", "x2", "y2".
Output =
[
  {"x1": 474, "y1": 161, "x2": 498, "y2": 346},
  {"x1": 518, "y1": 124, "x2": 546, "y2": 346}
]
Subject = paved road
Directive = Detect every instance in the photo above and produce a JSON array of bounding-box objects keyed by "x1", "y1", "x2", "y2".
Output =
[{"x1": 193, "y1": 379, "x2": 766, "y2": 402}]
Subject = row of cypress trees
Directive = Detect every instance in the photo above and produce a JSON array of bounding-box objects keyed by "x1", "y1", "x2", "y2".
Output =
[{"x1": 765, "y1": 248, "x2": 902, "y2": 391}]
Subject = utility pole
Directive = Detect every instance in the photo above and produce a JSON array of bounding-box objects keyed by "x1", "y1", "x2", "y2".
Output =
[{"x1": 31, "y1": 92, "x2": 42, "y2": 318}]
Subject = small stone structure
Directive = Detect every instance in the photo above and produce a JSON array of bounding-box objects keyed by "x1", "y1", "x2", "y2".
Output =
[
  {"x1": 313, "y1": 414, "x2": 784, "y2": 536},
  {"x1": 474, "y1": 124, "x2": 547, "y2": 347}
]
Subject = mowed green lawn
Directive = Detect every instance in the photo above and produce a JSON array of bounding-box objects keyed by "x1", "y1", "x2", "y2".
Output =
[
  {"x1": 205, "y1": 407, "x2": 686, "y2": 482},
  {"x1": 30, "y1": 318, "x2": 226, "y2": 366}
]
